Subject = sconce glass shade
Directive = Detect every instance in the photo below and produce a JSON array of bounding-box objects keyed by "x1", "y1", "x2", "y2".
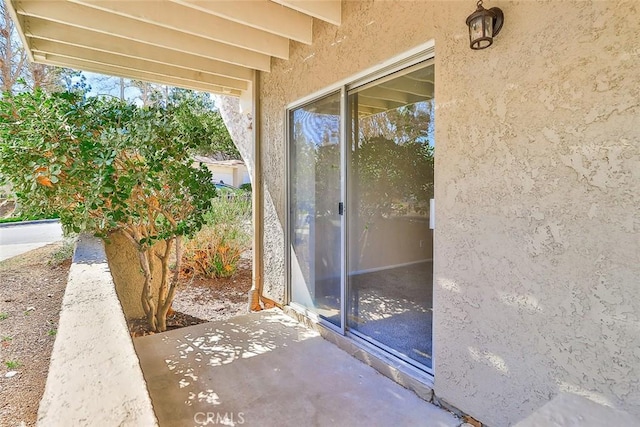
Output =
[{"x1": 465, "y1": 1, "x2": 504, "y2": 50}]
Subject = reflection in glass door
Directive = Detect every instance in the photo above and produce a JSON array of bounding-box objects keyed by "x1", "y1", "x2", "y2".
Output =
[
  {"x1": 288, "y1": 60, "x2": 435, "y2": 370},
  {"x1": 347, "y1": 64, "x2": 435, "y2": 369},
  {"x1": 289, "y1": 92, "x2": 342, "y2": 327}
]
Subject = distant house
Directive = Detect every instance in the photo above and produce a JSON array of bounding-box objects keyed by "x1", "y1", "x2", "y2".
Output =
[{"x1": 192, "y1": 156, "x2": 250, "y2": 188}]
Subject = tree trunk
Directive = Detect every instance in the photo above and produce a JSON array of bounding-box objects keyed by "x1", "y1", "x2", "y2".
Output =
[
  {"x1": 138, "y1": 247, "x2": 158, "y2": 331},
  {"x1": 154, "y1": 236, "x2": 183, "y2": 332},
  {"x1": 154, "y1": 237, "x2": 173, "y2": 332}
]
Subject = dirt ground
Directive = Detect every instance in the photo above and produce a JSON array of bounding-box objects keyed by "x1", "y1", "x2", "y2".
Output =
[
  {"x1": 0, "y1": 243, "x2": 252, "y2": 426},
  {"x1": 128, "y1": 264, "x2": 251, "y2": 338},
  {"x1": 172, "y1": 255, "x2": 252, "y2": 322},
  {"x1": 0, "y1": 200, "x2": 16, "y2": 219},
  {"x1": 128, "y1": 260, "x2": 253, "y2": 337},
  {"x1": 0, "y1": 243, "x2": 70, "y2": 427}
]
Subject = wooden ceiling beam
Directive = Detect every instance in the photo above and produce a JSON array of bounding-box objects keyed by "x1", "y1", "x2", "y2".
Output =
[
  {"x1": 17, "y1": 1, "x2": 271, "y2": 71},
  {"x1": 71, "y1": 0, "x2": 289, "y2": 59},
  {"x1": 378, "y1": 79, "x2": 435, "y2": 98},
  {"x1": 38, "y1": 55, "x2": 242, "y2": 96},
  {"x1": 172, "y1": 0, "x2": 313, "y2": 44},
  {"x1": 31, "y1": 40, "x2": 249, "y2": 91},
  {"x1": 271, "y1": 0, "x2": 341, "y2": 25},
  {"x1": 356, "y1": 96, "x2": 405, "y2": 112},
  {"x1": 359, "y1": 86, "x2": 426, "y2": 105},
  {"x1": 26, "y1": 22, "x2": 254, "y2": 82}
]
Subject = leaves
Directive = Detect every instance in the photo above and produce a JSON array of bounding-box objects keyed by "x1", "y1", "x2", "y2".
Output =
[
  {"x1": 0, "y1": 88, "x2": 229, "y2": 332},
  {"x1": 36, "y1": 176, "x2": 54, "y2": 188},
  {"x1": 0, "y1": 89, "x2": 217, "y2": 245},
  {"x1": 181, "y1": 195, "x2": 251, "y2": 279}
]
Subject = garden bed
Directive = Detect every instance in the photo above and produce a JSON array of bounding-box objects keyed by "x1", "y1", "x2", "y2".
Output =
[
  {"x1": 0, "y1": 241, "x2": 252, "y2": 426},
  {"x1": 127, "y1": 252, "x2": 253, "y2": 337}
]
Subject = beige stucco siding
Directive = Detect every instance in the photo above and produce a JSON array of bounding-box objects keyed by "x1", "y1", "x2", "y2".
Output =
[
  {"x1": 260, "y1": 0, "x2": 437, "y2": 303},
  {"x1": 434, "y1": 1, "x2": 640, "y2": 425},
  {"x1": 258, "y1": 1, "x2": 640, "y2": 426}
]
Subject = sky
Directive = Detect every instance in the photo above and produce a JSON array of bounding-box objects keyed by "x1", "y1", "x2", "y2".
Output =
[{"x1": 82, "y1": 71, "x2": 147, "y2": 106}]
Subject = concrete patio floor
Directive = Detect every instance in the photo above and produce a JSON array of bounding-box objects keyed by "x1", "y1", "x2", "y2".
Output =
[{"x1": 134, "y1": 309, "x2": 459, "y2": 427}]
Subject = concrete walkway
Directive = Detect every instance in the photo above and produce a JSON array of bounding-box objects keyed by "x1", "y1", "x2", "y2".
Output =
[
  {"x1": 134, "y1": 309, "x2": 458, "y2": 427},
  {"x1": 0, "y1": 220, "x2": 63, "y2": 261}
]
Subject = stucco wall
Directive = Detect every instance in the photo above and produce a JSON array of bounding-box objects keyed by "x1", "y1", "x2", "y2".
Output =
[
  {"x1": 258, "y1": 1, "x2": 640, "y2": 425},
  {"x1": 434, "y1": 1, "x2": 640, "y2": 425},
  {"x1": 260, "y1": 0, "x2": 438, "y2": 304},
  {"x1": 215, "y1": 95, "x2": 287, "y2": 304},
  {"x1": 104, "y1": 230, "x2": 165, "y2": 319}
]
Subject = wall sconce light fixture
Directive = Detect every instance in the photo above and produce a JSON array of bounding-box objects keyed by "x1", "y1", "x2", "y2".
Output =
[{"x1": 465, "y1": 0, "x2": 504, "y2": 50}]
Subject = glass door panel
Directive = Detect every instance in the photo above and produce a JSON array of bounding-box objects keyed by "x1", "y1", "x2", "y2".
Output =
[
  {"x1": 290, "y1": 92, "x2": 342, "y2": 327},
  {"x1": 347, "y1": 64, "x2": 435, "y2": 368}
]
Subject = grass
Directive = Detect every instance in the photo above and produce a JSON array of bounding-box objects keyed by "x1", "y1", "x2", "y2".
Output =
[
  {"x1": 0, "y1": 312, "x2": 8, "y2": 321},
  {"x1": 5, "y1": 360, "x2": 21, "y2": 369},
  {"x1": 1, "y1": 336, "x2": 12, "y2": 342},
  {"x1": 47, "y1": 329, "x2": 57, "y2": 337},
  {"x1": 0, "y1": 213, "x2": 59, "y2": 224}
]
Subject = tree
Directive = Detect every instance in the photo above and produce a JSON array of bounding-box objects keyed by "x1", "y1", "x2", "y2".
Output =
[
  {"x1": 88, "y1": 76, "x2": 239, "y2": 158},
  {"x1": 0, "y1": 90, "x2": 217, "y2": 331},
  {"x1": 122, "y1": 82, "x2": 240, "y2": 158},
  {"x1": 0, "y1": 2, "x2": 25, "y2": 93},
  {"x1": 170, "y1": 89, "x2": 239, "y2": 159},
  {"x1": 1, "y1": 2, "x2": 79, "y2": 94}
]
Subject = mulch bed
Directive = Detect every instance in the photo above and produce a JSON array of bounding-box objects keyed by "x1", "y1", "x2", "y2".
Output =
[
  {"x1": 128, "y1": 311, "x2": 208, "y2": 337},
  {"x1": 127, "y1": 263, "x2": 253, "y2": 337}
]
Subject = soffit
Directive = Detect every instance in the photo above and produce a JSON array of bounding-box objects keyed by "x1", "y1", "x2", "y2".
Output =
[{"x1": 6, "y1": 0, "x2": 342, "y2": 96}]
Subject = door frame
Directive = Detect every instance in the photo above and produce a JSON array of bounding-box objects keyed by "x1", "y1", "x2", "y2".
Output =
[{"x1": 285, "y1": 40, "x2": 436, "y2": 362}]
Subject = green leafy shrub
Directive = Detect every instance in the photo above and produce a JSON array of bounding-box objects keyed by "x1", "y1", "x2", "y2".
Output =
[
  {"x1": 182, "y1": 196, "x2": 251, "y2": 279},
  {"x1": 0, "y1": 90, "x2": 217, "y2": 332}
]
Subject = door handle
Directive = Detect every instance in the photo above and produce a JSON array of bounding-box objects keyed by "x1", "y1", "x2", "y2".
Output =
[
  {"x1": 338, "y1": 202, "x2": 344, "y2": 215},
  {"x1": 429, "y1": 199, "x2": 435, "y2": 229}
]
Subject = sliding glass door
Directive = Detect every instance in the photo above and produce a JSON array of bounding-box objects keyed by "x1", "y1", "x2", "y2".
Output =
[
  {"x1": 289, "y1": 92, "x2": 342, "y2": 327},
  {"x1": 289, "y1": 60, "x2": 435, "y2": 370},
  {"x1": 347, "y1": 64, "x2": 435, "y2": 369}
]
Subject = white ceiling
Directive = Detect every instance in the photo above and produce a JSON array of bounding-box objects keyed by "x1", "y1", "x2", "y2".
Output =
[{"x1": 7, "y1": 0, "x2": 342, "y2": 96}]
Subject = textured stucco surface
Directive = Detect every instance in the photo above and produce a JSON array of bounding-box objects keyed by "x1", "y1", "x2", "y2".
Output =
[
  {"x1": 104, "y1": 230, "x2": 165, "y2": 319},
  {"x1": 214, "y1": 95, "x2": 254, "y2": 181},
  {"x1": 261, "y1": 187, "x2": 285, "y2": 301},
  {"x1": 216, "y1": 94, "x2": 287, "y2": 303},
  {"x1": 215, "y1": 95, "x2": 290, "y2": 302},
  {"x1": 258, "y1": 1, "x2": 640, "y2": 426},
  {"x1": 260, "y1": 0, "x2": 437, "y2": 305},
  {"x1": 38, "y1": 235, "x2": 157, "y2": 426},
  {"x1": 433, "y1": 2, "x2": 640, "y2": 425}
]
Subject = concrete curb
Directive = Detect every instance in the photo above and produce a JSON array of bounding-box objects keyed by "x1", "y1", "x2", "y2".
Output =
[
  {"x1": 37, "y1": 234, "x2": 158, "y2": 426},
  {"x1": 0, "y1": 218, "x2": 61, "y2": 228}
]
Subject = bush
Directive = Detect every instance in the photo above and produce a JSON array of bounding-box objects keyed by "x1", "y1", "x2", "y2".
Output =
[
  {"x1": 0, "y1": 90, "x2": 217, "y2": 332},
  {"x1": 49, "y1": 236, "x2": 77, "y2": 265},
  {"x1": 239, "y1": 183, "x2": 251, "y2": 192},
  {"x1": 182, "y1": 196, "x2": 251, "y2": 278}
]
